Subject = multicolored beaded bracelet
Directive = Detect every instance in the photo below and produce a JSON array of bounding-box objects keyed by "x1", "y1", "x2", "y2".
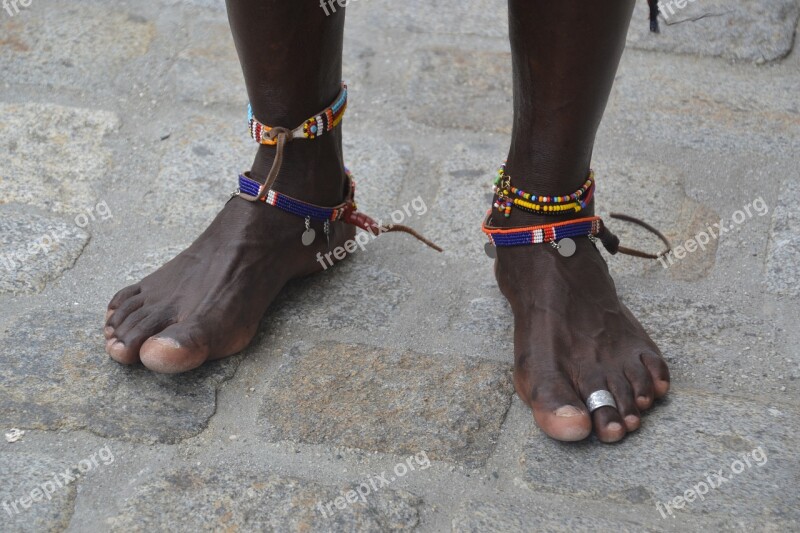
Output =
[
  {"x1": 482, "y1": 212, "x2": 605, "y2": 258},
  {"x1": 507, "y1": 183, "x2": 595, "y2": 215},
  {"x1": 492, "y1": 164, "x2": 595, "y2": 217},
  {"x1": 483, "y1": 216, "x2": 602, "y2": 246},
  {"x1": 482, "y1": 210, "x2": 672, "y2": 260},
  {"x1": 234, "y1": 170, "x2": 441, "y2": 251},
  {"x1": 248, "y1": 83, "x2": 347, "y2": 145},
  {"x1": 238, "y1": 172, "x2": 351, "y2": 222},
  {"x1": 234, "y1": 83, "x2": 441, "y2": 252}
]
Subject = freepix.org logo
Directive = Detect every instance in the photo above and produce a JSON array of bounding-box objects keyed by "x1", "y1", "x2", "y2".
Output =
[{"x1": 3, "y1": 0, "x2": 33, "y2": 18}]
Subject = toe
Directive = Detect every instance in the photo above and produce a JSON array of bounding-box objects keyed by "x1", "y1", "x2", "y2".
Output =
[
  {"x1": 641, "y1": 352, "x2": 670, "y2": 398},
  {"x1": 105, "y1": 295, "x2": 144, "y2": 331},
  {"x1": 106, "y1": 340, "x2": 136, "y2": 365},
  {"x1": 140, "y1": 321, "x2": 210, "y2": 374},
  {"x1": 608, "y1": 375, "x2": 641, "y2": 432},
  {"x1": 519, "y1": 371, "x2": 592, "y2": 442},
  {"x1": 107, "y1": 308, "x2": 174, "y2": 366},
  {"x1": 580, "y1": 376, "x2": 627, "y2": 443},
  {"x1": 107, "y1": 285, "x2": 140, "y2": 313},
  {"x1": 591, "y1": 406, "x2": 627, "y2": 443},
  {"x1": 624, "y1": 358, "x2": 656, "y2": 411}
]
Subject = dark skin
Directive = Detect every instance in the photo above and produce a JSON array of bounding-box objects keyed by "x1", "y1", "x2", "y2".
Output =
[
  {"x1": 104, "y1": 0, "x2": 352, "y2": 373},
  {"x1": 497, "y1": 0, "x2": 669, "y2": 443},
  {"x1": 105, "y1": 0, "x2": 669, "y2": 442}
]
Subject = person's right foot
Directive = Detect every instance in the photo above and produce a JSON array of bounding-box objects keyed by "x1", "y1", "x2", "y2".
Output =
[
  {"x1": 491, "y1": 168, "x2": 670, "y2": 443},
  {"x1": 496, "y1": 236, "x2": 670, "y2": 443},
  {"x1": 104, "y1": 137, "x2": 354, "y2": 374}
]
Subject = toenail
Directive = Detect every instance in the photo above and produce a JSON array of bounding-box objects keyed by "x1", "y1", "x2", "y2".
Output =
[
  {"x1": 555, "y1": 406, "x2": 583, "y2": 417},
  {"x1": 104, "y1": 326, "x2": 114, "y2": 336},
  {"x1": 607, "y1": 422, "x2": 623, "y2": 432},
  {"x1": 152, "y1": 337, "x2": 181, "y2": 348},
  {"x1": 624, "y1": 415, "x2": 640, "y2": 427},
  {"x1": 112, "y1": 341, "x2": 125, "y2": 349}
]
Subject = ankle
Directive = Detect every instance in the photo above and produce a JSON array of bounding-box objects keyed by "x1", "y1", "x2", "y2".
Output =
[
  {"x1": 505, "y1": 138, "x2": 592, "y2": 194},
  {"x1": 492, "y1": 153, "x2": 596, "y2": 228},
  {"x1": 249, "y1": 131, "x2": 346, "y2": 206}
]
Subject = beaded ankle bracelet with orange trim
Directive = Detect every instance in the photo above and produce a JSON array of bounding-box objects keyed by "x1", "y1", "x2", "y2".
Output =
[
  {"x1": 492, "y1": 164, "x2": 594, "y2": 217},
  {"x1": 482, "y1": 210, "x2": 672, "y2": 260},
  {"x1": 482, "y1": 214, "x2": 604, "y2": 257},
  {"x1": 234, "y1": 82, "x2": 441, "y2": 252}
]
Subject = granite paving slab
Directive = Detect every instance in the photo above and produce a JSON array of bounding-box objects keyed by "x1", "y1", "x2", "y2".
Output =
[
  {"x1": 627, "y1": 0, "x2": 799, "y2": 63},
  {"x1": 0, "y1": 103, "x2": 120, "y2": 215},
  {"x1": 451, "y1": 499, "x2": 651, "y2": 533},
  {"x1": 0, "y1": 2, "x2": 154, "y2": 89},
  {"x1": 0, "y1": 310, "x2": 240, "y2": 443},
  {"x1": 260, "y1": 343, "x2": 514, "y2": 467},
  {"x1": 106, "y1": 468, "x2": 423, "y2": 532},
  {"x1": 519, "y1": 388, "x2": 799, "y2": 529},
  {"x1": 766, "y1": 177, "x2": 800, "y2": 297},
  {"x1": 266, "y1": 260, "x2": 414, "y2": 332},
  {"x1": 0, "y1": 206, "x2": 89, "y2": 295},
  {"x1": 0, "y1": 454, "x2": 77, "y2": 533}
]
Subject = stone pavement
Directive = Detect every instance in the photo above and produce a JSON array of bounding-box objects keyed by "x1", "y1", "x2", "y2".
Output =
[{"x1": 1, "y1": 0, "x2": 799, "y2": 531}]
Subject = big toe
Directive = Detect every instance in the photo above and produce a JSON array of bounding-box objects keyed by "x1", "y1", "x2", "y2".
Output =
[
  {"x1": 140, "y1": 322, "x2": 210, "y2": 374},
  {"x1": 523, "y1": 375, "x2": 592, "y2": 442},
  {"x1": 534, "y1": 404, "x2": 593, "y2": 442}
]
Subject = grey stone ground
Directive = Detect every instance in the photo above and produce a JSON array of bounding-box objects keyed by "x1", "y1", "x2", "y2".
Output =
[{"x1": 1, "y1": 0, "x2": 799, "y2": 531}]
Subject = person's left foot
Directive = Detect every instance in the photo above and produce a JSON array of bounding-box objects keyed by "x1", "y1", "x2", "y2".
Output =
[{"x1": 495, "y1": 236, "x2": 670, "y2": 443}]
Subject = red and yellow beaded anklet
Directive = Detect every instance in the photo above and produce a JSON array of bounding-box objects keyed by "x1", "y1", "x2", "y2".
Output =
[{"x1": 492, "y1": 163, "x2": 594, "y2": 218}]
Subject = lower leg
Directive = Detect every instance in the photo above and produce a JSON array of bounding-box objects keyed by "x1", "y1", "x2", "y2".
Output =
[
  {"x1": 497, "y1": 0, "x2": 670, "y2": 443},
  {"x1": 227, "y1": 0, "x2": 347, "y2": 204},
  {"x1": 104, "y1": 1, "x2": 353, "y2": 372},
  {"x1": 504, "y1": 0, "x2": 634, "y2": 219}
]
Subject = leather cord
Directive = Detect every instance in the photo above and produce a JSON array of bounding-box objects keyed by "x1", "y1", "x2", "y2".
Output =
[
  {"x1": 256, "y1": 127, "x2": 294, "y2": 200},
  {"x1": 597, "y1": 213, "x2": 672, "y2": 260}
]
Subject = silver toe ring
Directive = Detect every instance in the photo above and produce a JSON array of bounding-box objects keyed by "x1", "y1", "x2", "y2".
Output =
[{"x1": 586, "y1": 390, "x2": 617, "y2": 413}]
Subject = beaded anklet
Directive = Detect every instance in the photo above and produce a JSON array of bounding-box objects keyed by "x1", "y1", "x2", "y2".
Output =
[
  {"x1": 483, "y1": 163, "x2": 671, "y2": 259},
  {"x1": 492, "y1": 164, "x2": 595, "y2": 218},
  {"x1": 482, "y1": 210, "x2": 670, "y2": 260},
  {"x1": 234, "y1": 82, "x2": 441, "y2": 252},
  {"x1": 248, "y1": 84, "x2": 347, "y2": 146},
  {"x1": 482, "y1": 214, "x2": 604, "y2": 258}
]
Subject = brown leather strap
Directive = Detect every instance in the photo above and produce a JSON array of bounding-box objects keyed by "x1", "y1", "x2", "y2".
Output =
[
  {"x1": 598, "y1": 213, "x2": 672, "y2": 260},
  {"x1": 342, "y1": 202, "x2": 443, "y2": 252},
  {"x1": 255, "y1": 127, "x2": 294, "y2": 200}
]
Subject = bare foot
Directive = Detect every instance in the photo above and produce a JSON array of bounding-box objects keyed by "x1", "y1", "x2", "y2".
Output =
[
  {"x1": 495, "y1": 218, "x2": 670, "y2": 443},
  {"x1": 104, "y1": 139, "x2": 354, "y2": 373}
]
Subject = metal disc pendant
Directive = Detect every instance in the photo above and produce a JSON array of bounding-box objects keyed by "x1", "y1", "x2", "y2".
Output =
[
  {"x1": 484, "y1": 242, "x2": 497, "y2": 259},
  {"x1": 301, "y1": 228, "x2": 316, "y2": 246},
  {"x1": 557, "y1": 238, "x2": 576, "y2": 257}
]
